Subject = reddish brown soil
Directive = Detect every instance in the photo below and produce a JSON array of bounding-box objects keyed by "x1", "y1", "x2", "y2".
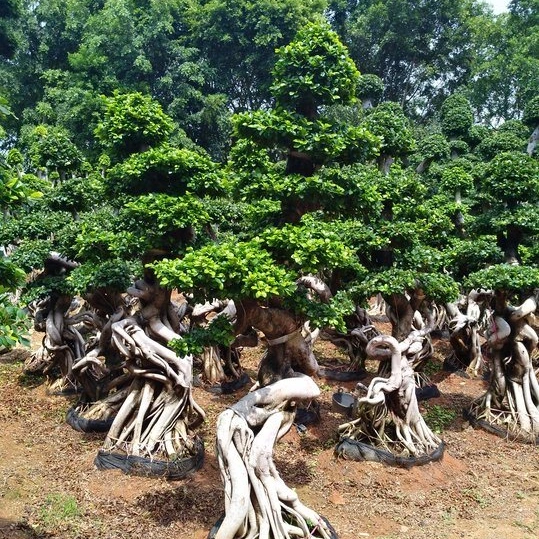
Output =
[{"x1": 1, "y1": 331, "x2": 538, "y2": 539}]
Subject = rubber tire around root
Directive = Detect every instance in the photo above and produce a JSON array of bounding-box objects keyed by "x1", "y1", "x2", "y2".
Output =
[
  {"x1": 94, "y1": 437, "x2": 204, "y2": 479},
  {"x1": 335, "y1": 437, "x2": 445, "y2": 468}
]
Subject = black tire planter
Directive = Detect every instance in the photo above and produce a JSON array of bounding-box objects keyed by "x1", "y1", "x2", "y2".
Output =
[
  {"x1": 207, "y1": 514, "x2": 339, "y2": 539},
  {"x1": 318, "y1": 366, "x2": 367, "y2": 381},
  {"x1": 415, "y1": 384, "x2": 441, "y2": 401},
  {"x1": 66, "y1": 406, "x2": 115, "y2": 433},
  {"x1": 94, "y1": 437, "x2": 204, "y2": 479},
  {"x1": 220, "y1": 372, "x2": 251, "y2": 394},
  {"x1": 463, "y1": 407, "x2": 539, "y2": 444},
  {"x1": 335, "y1": 437, "x2": 445, "y2": 469}
]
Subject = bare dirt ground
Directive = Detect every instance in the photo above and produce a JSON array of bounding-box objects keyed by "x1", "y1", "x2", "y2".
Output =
[{"x1": 1, "y1": 328, "x2": 538, "y2": 539}]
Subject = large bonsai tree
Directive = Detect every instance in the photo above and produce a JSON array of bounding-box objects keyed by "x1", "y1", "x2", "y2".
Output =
[
  {"x1": 156, "y1": 21, "x2": 379, "y2": 536},
  {"x1": 6, "y1": 91, "x2": 226, "y2": 474},
  {"x1": 77, "y1": 91, "x2": 230, "y2": 474},
  {"x1": 465, "y1": 264, "x2": 539, "y2": 441}
]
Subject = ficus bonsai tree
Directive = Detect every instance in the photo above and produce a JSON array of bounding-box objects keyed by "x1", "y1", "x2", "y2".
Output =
[
  {"x1": 67, "y1": 90, "x2": 231, "y2": 474},
  {"x1": 156, "y1": 20, "x2": 380, "y2": 385},
  {"x1": 362, "y1": 101, "x2": 416, "y2": 173},
  {"x1": 414, "y1": 133, "x2": 450, "y2": 174},
  {"x1": 464, "y1": 264, "x2": 539, "y2": 442},
  {"x1": 440, "y1": 93, "x2": 474, "y2": 146},
  {"x1": 356, "y1": 73, "x2": 384, "y2": 110},
  {"x1": 155, "y1": 21, "x2": 382, "y2": 536}
]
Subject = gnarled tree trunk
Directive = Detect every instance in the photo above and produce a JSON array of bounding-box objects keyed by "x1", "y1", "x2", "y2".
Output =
[
  {"x1": 212, "y1": 375, "x2": 336, "y2": 539},
  {"x1": 466, "y1": 292, "x2": 539, "y2": 442},
  {"x1": 94, "y1": 280, "x2": 205, "y2": 476},
  {"x1": 336, "y1": 335, "x2": 443, "y2": 467}
]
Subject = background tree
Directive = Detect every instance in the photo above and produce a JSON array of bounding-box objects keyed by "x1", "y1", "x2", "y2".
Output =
[
  {"x1": 331, "y1": 0, "x2": 491, "y2": 118},
  {"x1": 468, "y1": 0, "x2": 539, "y2": 123},
  {"x1": 0, "y1": 0, "x2": 22, "y2": 60}
]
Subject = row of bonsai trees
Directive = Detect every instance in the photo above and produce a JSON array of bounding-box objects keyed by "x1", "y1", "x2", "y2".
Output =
[{"x1": 2, "y1": 21, "x2": 539, "y2": 539}]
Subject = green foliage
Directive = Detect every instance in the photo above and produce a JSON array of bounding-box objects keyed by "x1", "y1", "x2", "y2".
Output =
[
  {"x1": 94, "y1": 91, "x2": 174, "y2": 158},
  {"x1": 439, "y1": 164, "x2": 474, "y2": 195},
  {"x1": 21, "y1": 275, "x2": 75, "y2": 305},
  {"x1": 37, "y1": 493, "x2": 81, "y2": 530},
  {"x1": 351, "y1": 268, "x2": 417, "y2": 300},
  {"x1": 0, "y1": 0, "x2": 21, "y2": 59},
  {"x1": 104, "y1": 144, "x2": 226, "y2": 197},
  {"x1": 23, "y1": 124, "x2": 84, "y2": 173},
  {"x1": 169, "y1": 314, "x2": 235, "y2": 357},
  {"x1": 415, "y1": 133, "x2": 450, "y2": 163},
  {"x1": 232, "y1": 200, "x2": 283, "y2": 235},
  {"x1": 440, "y1": 93, "x2": 474, "y2": 139},
  {"x1": 498, "y1": 119, "x2": 530, "y2": 139},
  {"x1": 363, "y1": 101, "x2": 416, "y2": 158},
  {"x1": 356, "y1": 73, "x2": 384, "y2": 101},
  {"x1": 520, "y1": 241, "x2": 539, "y2": 265},
  {"x1": 9, "y1": 239, "x2": 53, "y2": 272},
  {"x1": 479, "y1": 151, "x2": 539, "y2": 207},
  {"x1": 522, "y1": 95, "x2": 539, "y2": 127},
  {"x1": 423, "y1": 404, "x2": 457, "y2": 434},
  {"x1": 490, "y1": 204, "x2": 539, "y2": 232},
  {"x1": 284, "y1": 289, "x2": 355, "y2": 333},
  {"x1": 351, "y1": 267, "x2": 459, "y2": 304},
  {"x1": 377, "y1": 165, "x2": 427, "y2": 208},
  {"x1": 0, "y1": 207, "x2": 73, "y2": 245},
  {"x1": 44, "y1": 173, "x2": 105, "y2": 214},
  {"x1": 188, "y1": 0, "x2": 326, "y2": 109},
  {"x1": 232, "y1": 108, "x2": 380, "y2": 165},
  {"x1": 474, "y1": 130, "x2": 526, "y2": 160},
  {"x1": 0, "y1": 294, "x2": 30, "y2": 351},
  {"x1": 153, "y1": 239, "x2": 297, "y2": 303},
  {"x1": 448, "y1": 139, "x2": 469, "y2": 156},
  {"x1": 0, "y1": 258, "x2": 26, "y2": 292},
  {"x1": 342, "y1": 0, "x2": 481, "y2": 116},
  {"x1": 74, "y1": 212, "x2": 141, "y2": 263},
  {"x1": 444, "y1": 237, "x2": 504, "y2": 280},
  {"x1": 271, "y1": 21, "x2": 360, "y2": 113},
  {"x1": 232, "y1": 161, "x2": 383, "y2": 216},
  {"x1": 464, "y1": 264, "x2": 539, "y2": 295},
  {"x1": 67, "y1": 259, "x2": 139, "y2": 295},
  {"x1": 0, "y1": 166, "x2": 44, "y2": 207},
  {"x1": 466, "y1": 125, "x2": 490, "y2": 149},
  {"x1": 398, "y1": 245, "x2": 446, "y2": 273},
  {"x1": 260, "y1": 216, "x2": 366, "y2": 275},
  {"x1": 414, "y1": 272, "x2": 460, "y2": 304},
  {"x1": 118, "y1": 193, "x2": 211, "y2": 253}
]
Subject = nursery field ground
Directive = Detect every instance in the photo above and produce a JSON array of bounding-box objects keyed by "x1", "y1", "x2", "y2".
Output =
[{"x1": 1, "y1": 327, "x2": 538, "y2": 539}]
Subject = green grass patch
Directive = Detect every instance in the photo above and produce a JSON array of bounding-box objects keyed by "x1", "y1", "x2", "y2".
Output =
[
  {"x1": 37, "y1": 492, "x2": 81, "y2": 530},
  {"x1": 423, "y1": 404, "x2": 457, "y2": 434}
]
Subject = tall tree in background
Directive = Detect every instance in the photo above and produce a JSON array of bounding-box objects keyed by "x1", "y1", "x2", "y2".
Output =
[
  {"x1": 329, "y1": 0, "x2": 492, "y2": 118},
  {"x1": 0, "y1": 0, "x2": 22, "y2": 59},
  {"x1": 3, "y1": 0, "x2": 231, "y2": 159},
  {"x1": 468, "y1": 0, "x2": 539, "y2": 123}
]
